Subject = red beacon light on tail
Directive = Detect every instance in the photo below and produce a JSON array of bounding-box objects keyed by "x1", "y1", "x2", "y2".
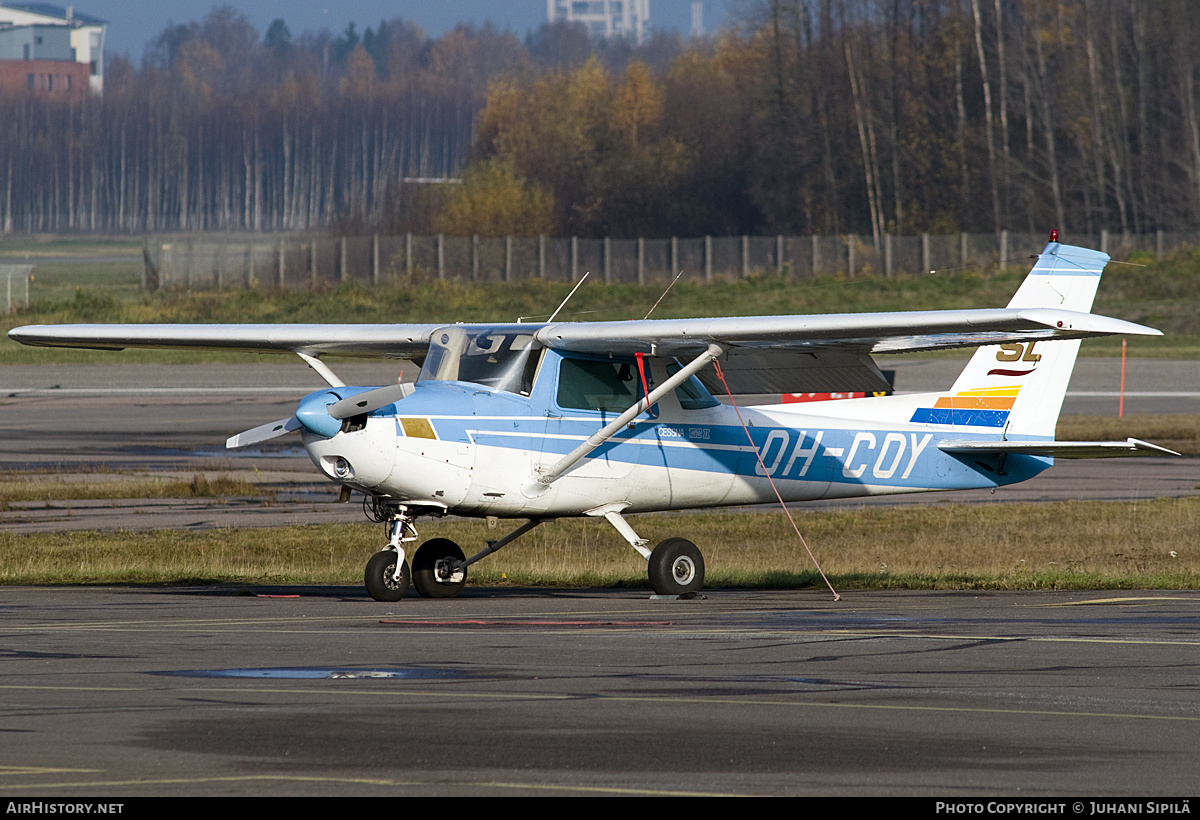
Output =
[{"x1": 1050, "y1": 229, "x2": 1059, "y2": 242}]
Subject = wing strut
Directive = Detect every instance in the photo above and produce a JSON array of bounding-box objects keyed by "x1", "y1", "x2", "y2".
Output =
[
  {"x1": 522, "y1": 343, "x2": 725, "y2": 498},
  {"x1": 296, "y1": 351, "x2": 345, "y2": 388}
]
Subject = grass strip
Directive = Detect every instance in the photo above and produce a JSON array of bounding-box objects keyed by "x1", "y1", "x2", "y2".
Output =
[
  {"x1": 0, "y1": 474, "x2": 267, "y2": 509},
  {"x1": 3, "y1": 497, "x2": 1197, "y2": 590},
  {"x1": 1056, "y1": 414, "x2": 1200, "y2": 455}
]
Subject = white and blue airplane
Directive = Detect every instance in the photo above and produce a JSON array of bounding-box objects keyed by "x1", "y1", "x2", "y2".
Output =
[{"x1": 9, "y1": 238, "x2": 1178, "y2": 600}]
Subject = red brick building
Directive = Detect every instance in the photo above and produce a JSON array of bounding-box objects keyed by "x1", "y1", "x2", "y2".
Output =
[{"x1": 0, "y1": 55, "x2": 87, "y2": 95}]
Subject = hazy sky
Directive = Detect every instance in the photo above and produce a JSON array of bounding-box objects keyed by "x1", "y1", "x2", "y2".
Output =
[{"x1": 72, "y1": 1, "x2": 734, "y2": 62}]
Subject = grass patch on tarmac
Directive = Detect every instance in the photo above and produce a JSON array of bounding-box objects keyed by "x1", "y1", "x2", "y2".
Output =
[
  {"x1": 3, "y1": 497, "x2": 1197, "y2": 589},
  {"x1": 1057, "y1": 414, "x2": 1200, "y2": 455},
  {"x1": 0, "y1": 473, "x2": 266, "y2": 510}
]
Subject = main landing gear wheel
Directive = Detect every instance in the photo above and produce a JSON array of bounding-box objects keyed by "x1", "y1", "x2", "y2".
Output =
[
  {"x1": 648, "y1": 537, "x2": 705, "y2": 596},
  {"x1": 412, "y1": 538, "x2": 467, "y2": 599},
  {"x1": 364, "y1": 550, "x2": 410, "y2": 602}
]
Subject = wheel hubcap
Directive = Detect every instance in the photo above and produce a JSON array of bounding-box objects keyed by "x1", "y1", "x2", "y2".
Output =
[
  {"x1": 434, "y1": 558, "x2": 465, "y2": 584},
  {"x1": 672, "y1": 557, "x2": 695, "y2": 585},
  {"x1": 383, "y1": 562, "x2": 401, "y2": 589}
]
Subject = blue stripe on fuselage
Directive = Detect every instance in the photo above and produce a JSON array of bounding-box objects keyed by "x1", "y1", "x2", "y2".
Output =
[{"x1": 909, "y1": 407, "x2": 1009, "y2": 427}]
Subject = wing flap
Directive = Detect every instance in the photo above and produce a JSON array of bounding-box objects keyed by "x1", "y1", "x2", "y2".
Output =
[{"x1": 694, "y1": 349, "x2": 892, "y2": 395}]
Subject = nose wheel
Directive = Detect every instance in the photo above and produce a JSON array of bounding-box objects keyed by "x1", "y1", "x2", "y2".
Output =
[{"x1": 364, "y1": 550, "x2": 411, "y2": 601}]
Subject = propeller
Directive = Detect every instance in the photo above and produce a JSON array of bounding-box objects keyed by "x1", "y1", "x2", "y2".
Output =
[
  {"x1": 326, "y1": 382, "x2": 414, "y2": 419},
  {"x1": 225, "y1": 382, "x2": 415, "y2": 449}
]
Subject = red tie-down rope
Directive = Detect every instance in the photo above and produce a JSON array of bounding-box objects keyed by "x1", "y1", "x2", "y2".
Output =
[{"x1": 712, "y1": 358, "x2": 841, "y2": 602}]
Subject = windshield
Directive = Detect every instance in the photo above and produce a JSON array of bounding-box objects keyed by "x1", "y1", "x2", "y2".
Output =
[{"x1": 418, "y1": 326, "x2": 541, "y2": 395}]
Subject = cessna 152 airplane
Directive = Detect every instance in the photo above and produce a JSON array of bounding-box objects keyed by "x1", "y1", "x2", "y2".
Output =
[{"x1": 9, "y1": 237, "x2": 1178, "y2": 601}]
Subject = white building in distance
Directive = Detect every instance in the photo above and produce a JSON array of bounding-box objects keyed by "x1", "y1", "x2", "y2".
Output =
[{"x1": 547, "y1": 0, "x2": 649, "y2": 45}]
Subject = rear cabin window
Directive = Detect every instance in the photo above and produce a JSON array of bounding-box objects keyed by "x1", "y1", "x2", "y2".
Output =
[{"x1": 667, "y1": 361, "x2": 720, "y2": 409}]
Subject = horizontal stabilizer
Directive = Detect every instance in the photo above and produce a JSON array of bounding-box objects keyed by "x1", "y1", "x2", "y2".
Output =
[
  {"x1": 226, "y1": 416, "x2": 302, "y2": 449},
  {"x1": 938, "y1": 437, "x2": 1180, "y2": 459}
]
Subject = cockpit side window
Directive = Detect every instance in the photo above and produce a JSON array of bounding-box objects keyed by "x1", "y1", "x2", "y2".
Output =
[{"x1": 556, "y1": 357, "x2": 641, "y2": 413}]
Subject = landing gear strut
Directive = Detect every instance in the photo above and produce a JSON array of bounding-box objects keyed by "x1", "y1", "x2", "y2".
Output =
[
  {"x1": 591, "y1": 506, "x2": 706, "y2": 597},
  {"x1": 362, "y1": 500, "x2": 422, "y2": 602}
]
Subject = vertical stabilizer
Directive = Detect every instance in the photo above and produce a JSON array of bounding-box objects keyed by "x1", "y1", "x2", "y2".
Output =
[{"x1": 945, "y1": 241, "x2": 1110, "y2": 438}]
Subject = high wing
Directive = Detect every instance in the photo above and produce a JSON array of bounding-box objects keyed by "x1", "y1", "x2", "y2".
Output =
[
  {"x1": 7, "y1": 323, "x2": 436, "y2": 359},
  {"x1": 534, "y1": 307, "x2": 1157, "y2": 394},
  {"x1": 10, "y1": 307, "x2": 1159, "y2": 395}
]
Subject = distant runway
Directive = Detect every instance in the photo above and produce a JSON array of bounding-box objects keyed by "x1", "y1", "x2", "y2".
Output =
[
  {"x1": 1, "y1": 359, "x2": 1196, "y2": 533},
  {"x1": 0, "y1": 586, "x2": 1197, "y2": 796}
]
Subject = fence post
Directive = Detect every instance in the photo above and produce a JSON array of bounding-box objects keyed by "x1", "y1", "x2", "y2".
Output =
[
  {"x1": 438, "y1": 234, "x2": 446, "y2": 280},
  {"x1": 472, "y1": 234, "x2": 479, "y2": 281},
  {"x1": 847, "y1": 235, "x2": 855, "y2": 278},
  {"x1": 1000, "y1": 229, "x2": 1009, "y2": 271},
  {"x1": 604, "y1": 236, "x2": 611, "y2": 284},
  {"x1": 671, "y1": 236, "x2": 678, "y2": 275},
  {"x1": 246, "y1": 240, "x2": 254, "y2": 288},
  {"x1": 372, "y1": 234, "x2": 380, "y2": 285},
  {"x1": 406, "y1": 233, "x2": 412, "y2": 277},
  {"x1": 571, "y1": 236, "x2": 578, "y2": 282},
  {"x1": 1157, "y1": 229, "x2": 1164, "y2": 259},
  {"x1": 704, "y1": 235, "x2": 712, "y2": 282},
  {"x1": 637, "y1": 237, "x2": 645, "y2": 285},
  {"x1": 505, "y1": 236, "x2": 512, "y2": 282},
  {"x1": 278, "y1": 234, "x2": 285, "y2": 288},
  {"x1": 812, "y1": 235, "x2": 819, "y2": 276},
  {"x1": 922, "y1": 232, "x2": 930, "y2": 274},
  {"x1": 539, "y1": 234, "x2": 546, "y2": 279},
  {"x1": 185, "y1": 237, "x2": 194, "y2": 288},
  {"x1": 885, "y1": 233, "x2": 893, "y2": 278},
  {"x1": 741, "y1": 235, "x2": 749, "y2": 277},
  {"x1": 960, "y1": 232, "x2": 968, "y2": 266},
  {"x1": 776, "y1": 235, "x2": 784, "y2": 275},
  {"x1": 1, "y1": 265, "x2": 31, "y2": 313},
  {"x1": 310, "y1": 238, "x2": 317, "y2": 287},
  {"x1": 1100, "y1": 228, "x2": 1109, "y2": 255}
]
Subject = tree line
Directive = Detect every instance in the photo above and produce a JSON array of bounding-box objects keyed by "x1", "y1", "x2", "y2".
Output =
[{"x1": 3, "y1": 1, "x2": 1200, "y2": 242}]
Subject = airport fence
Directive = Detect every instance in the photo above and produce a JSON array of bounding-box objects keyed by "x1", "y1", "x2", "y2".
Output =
[{"x1": 141, "y1": 230, "x2": 1200, "y2": 291}]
